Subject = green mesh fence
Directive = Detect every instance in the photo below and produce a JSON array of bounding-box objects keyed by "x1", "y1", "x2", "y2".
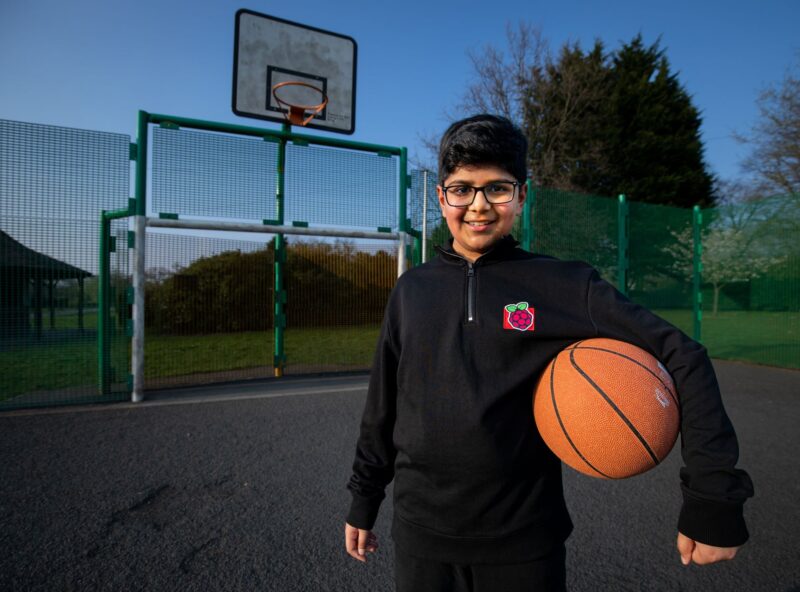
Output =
[
  {"x1": 140, "y1": 120, "x2": 401, "y2": 391},
  {"x1": 627, "y1": 200, "x2": 694, "y2": 336},
  {"x1": 283, "y1": 239, "x2": 396, "y2": 375},
  {"x1": 530, "y1": 188, "x2": 619, "y2": 284},
  {"x1": 0, "y1": 120, "x2": 131, "y2": 409},
  {"x1": 409, "y1": 169, "x2": 444, "y2": 263},
  {"x1": 698, "y1": 195, "x2": 800, "y2": 369}
]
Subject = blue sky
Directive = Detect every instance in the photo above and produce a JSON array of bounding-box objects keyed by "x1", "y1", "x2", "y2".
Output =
[{"x1": 1, "y1": 0, "x2": 797, "y2": 183}]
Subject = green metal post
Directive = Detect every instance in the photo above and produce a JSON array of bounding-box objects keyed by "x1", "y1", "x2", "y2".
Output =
[
  {"x1": 399, "y1": 148, "x2": 408, "y2": 233},
  {"x1": 522, "y1": 179, "x2": 533, "y2": 251},
  {"x1": 617, "y1": 194, "x2": 629, "y2": 295},
  {"x1": 98, "y1": 206, "x2": 134, "y2": 396},
  {"x1": 98, "y1": 212, "x2": 110, "y2": 394},
  {"x1": 413, "y1": 235, "x2": 422, "y2": 267},
  {"x1": 273, "y1": 122, "x2": 290, "y2": 376},
  {"x1": 692, "y1": 205, "x2": 703, "y2": 342},
  {"x1": 131, "y1": 111, "x2": 149, "y2": 402}
]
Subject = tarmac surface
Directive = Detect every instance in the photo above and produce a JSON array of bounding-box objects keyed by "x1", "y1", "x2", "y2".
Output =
[{"x1": 1, "y1": 361, "x2": 798, "y2": 591}]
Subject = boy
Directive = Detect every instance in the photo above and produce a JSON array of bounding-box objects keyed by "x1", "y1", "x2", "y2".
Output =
[{"x1": 344, "y1": 114, "x2": 753, "y2": 591}]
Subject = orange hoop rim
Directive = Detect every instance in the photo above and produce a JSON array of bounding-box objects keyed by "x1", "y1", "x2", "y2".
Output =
[{"x1": 271, "y1": 81, "x2": 329, "y2": 126}]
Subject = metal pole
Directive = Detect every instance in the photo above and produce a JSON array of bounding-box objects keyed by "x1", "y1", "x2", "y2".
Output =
[
  {"x1": 522, "y1": 179, "x2": 533, "y2": 251},
  {"x1": 398, "y1": 148, "x2": 409, "y2": 276},
  {"x1": 422, "y1": 170, "x2": 428, "y2": 263},
  {"x1": 397, "y1": 232, "x2": 407, "y2": 277},
  {"x1": 617, "y1": 194, "x2": 629, "y2": 296},
  {"x1": 98, "y1": 212, "x2": 109, "y2": 395},
  {"x1": 131, "y1": 111, "x2": 148, "y2": 402},
  {"x1": 273, "y1": 122, "x2": 290, "y2": 377},
  {"x1": 692, "y1": 205, "x2": 703, "y2": 342},
  {"x1": 147, "y1": 218, "x2": 399, "y2": 240}
]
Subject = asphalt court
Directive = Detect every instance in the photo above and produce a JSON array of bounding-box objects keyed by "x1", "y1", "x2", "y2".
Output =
[{"x1": 1, "y1": 360, "x2": 798, "y2": 591}]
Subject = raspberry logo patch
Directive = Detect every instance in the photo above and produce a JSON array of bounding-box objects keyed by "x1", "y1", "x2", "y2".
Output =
[{"x1": 503, "y1": 302, "x2": 535, "y2": 331}]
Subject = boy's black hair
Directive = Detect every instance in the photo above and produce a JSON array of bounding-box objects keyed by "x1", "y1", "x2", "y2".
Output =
[{"x1": 437, "y1": 114, "x2": 528, "y2": 183}]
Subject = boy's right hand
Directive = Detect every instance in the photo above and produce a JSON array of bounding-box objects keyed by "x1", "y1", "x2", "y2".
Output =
[{"x1": 345, "y1": 522, "x2": 379, "y2": 563}]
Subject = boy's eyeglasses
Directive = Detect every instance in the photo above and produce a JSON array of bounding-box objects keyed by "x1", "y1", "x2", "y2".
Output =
[{"x1": 441, "y1": 182, "x2": 519, "y2": 207}]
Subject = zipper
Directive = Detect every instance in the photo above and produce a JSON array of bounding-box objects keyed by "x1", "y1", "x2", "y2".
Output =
[{"x1": 466, "y1": 263, "x2": 476, "y2": 323}]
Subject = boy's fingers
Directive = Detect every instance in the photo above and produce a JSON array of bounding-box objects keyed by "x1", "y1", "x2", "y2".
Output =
[
  {"x1": 357, "y1": 529, "x2": 370, "y2": 557},
  {"x1": 676, "y1": 532, "x2": 695, "y2": 565},
  {"x1": 344, "y1": 523, "x2": 366, "y2": 563}
]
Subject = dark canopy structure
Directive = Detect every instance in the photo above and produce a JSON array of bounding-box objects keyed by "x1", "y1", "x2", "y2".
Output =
[{"x1": 0, "y1": 230, "x2": 92, "y2": 339}]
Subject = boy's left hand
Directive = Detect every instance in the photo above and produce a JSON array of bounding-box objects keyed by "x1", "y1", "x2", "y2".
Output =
[{"x1": 677, "y1": 532, "x2": 740, "y2": 565}]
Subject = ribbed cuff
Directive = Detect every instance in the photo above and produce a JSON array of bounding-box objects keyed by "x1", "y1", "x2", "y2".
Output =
[
  {"x1": 678, "y1": 493, "x2": 749, "y2": 547},
  {"x1": 346, "y1": 493, "x2": 383, "y2": 530}
]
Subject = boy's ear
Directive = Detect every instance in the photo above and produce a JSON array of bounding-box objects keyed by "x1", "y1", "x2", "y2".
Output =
[
  {"x1": 436, "y1": 185, "x2": 447, "y2": 209},
  {"x1": 517, "y1": 181, "x2": 527, "y2": 210}
]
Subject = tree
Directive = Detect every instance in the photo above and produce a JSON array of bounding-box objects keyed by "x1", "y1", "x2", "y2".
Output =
[
  {"x1": 605, "y1": 36, "x2": 715, "y2": 207},
  {"x1": 459, "y1": 29, "x2": 716, "y2": 207},
  {"x1": 524, "y1": 41, "x2": 613, "y2": 192},
  {"x1": 736, "y1": 62, "x2": 800, "y2": 194},
  {"x1": 663, "y1": 202, "x2": 786, "y2": 315}
]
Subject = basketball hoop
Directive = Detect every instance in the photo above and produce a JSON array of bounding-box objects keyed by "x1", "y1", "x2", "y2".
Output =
[{"x1": 271, "y1": 81, "x2": 329, "y2": 127}]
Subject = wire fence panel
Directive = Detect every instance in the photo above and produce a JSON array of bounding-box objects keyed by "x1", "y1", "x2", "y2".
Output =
[
  {"x1": 283, "y1": 239, "x2": 397, "y2": 375},
  {"x1": 143, "y1": 230, "x2": 276, "y2": 390},
  {"x1": 699, "y1": 195, "x2": 800, "y2": 369},
  {"x1": 0, "y1": 120, "x2": 131, "y2": 409},
  {"x1": 152, "y1": 126, "x2": 279, "y2": 221},
  {"x1": 531, "y1": 188, "x2": 619, "y2": 285},
  {"x1": 285, "y1": 144, "x2": 398, "y2": 228},
  {"x1": 628, "y1": 200, "x2": 694, "y2": 336}
]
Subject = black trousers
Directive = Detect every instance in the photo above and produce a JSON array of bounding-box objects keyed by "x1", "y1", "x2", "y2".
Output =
[{"x1": 394, "y1": 543, "x2": 567, "y2": 592}]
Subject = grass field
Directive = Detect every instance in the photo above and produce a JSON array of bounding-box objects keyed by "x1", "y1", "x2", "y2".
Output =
[
  {"x1": 0, "y1": 325, "x2": 381, "y2": 401},
  {"x1": 655, "y1": 309, "x2": 799, "y2": 369},
  {"x1": 2, "y1": 310, "x2": 797, "y2": 404}
]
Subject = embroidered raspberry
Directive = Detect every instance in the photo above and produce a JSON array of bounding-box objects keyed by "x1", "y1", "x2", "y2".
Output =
[{"x1": 505, "y1": 302, "x2": 534, "y2": 331}]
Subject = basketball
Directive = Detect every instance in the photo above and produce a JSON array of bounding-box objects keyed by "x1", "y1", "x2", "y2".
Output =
[{"x1": 533, "y1": 338, "x2": 680, "y2": 479}]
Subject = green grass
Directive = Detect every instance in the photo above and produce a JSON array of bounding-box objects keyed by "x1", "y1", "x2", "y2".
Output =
[
  {"x1": 144, "y1": 325, "x2": 380, "y2": 378},
  {"x1": 655, "y1": 309, "x2": 800, "y2": 370},
  {"x1": 1, "y1": 325, "x2": 381, "y2": 400}
]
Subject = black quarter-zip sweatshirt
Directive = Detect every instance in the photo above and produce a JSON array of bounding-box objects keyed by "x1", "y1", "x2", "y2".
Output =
[{"x1": 346, "y1": 236, "x2": 753, "y2": 564}]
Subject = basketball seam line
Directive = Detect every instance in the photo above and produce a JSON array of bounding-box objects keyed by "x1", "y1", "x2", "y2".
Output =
[
  {"x1": 569, "y1": 349, "x2": 661, "y2": 466},
  {"x1": 572, "y1": 345, "x2": 679, "y2": 408},
  {"x1": 549, "y1": 355, "x2": 611, "y2": 479}
]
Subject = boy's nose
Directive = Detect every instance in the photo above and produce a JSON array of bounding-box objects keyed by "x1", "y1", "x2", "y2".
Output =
[{"x1": 468, "y1": 189, "x2": 491, "y2": 211}]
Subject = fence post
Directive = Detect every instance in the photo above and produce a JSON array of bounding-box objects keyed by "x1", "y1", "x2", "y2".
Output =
[
  {"x1": 522, "y1": 180, "x2": 533, "y2": 251},
  {"x1": 617, "y1": 194, "x2": 629, "y2": 296},
  {"x1": 397, "y1": 148, "x2": 409, "y2": 277},
  {"x1": 692, "y1": 205, "x2": 703, "y2": 342},
  {"x1": 422, "y1": 170, "x2": 429, "y2": 263},
  {"x1": 98, "y1": 212, "x2": 110, "y2": 395},
  {"x1": 273, "y1": 122, "x2": 290, "y2": 377},
  {"x1": 131, "y1": 111, "x2": 149, "y2": 403}
]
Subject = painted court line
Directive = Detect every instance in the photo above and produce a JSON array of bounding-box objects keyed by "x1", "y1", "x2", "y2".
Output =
[{"x1": 0, "y1": 384, "x2": 368, "y2": 417}]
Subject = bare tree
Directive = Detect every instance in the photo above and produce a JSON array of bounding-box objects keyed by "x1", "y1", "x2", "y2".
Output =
[{"x1": 736, "y1": 62, "x2": 800, "y2": 195}]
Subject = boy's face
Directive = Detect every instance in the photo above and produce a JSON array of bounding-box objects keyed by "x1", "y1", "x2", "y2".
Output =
[{"x1": 437, "y1": 165, "x2": 526, "y2": 262}]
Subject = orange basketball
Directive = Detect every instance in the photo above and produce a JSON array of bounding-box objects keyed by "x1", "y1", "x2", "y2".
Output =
[{"x1": 533, "y1": 338, "x2": 679, "y2": 479}]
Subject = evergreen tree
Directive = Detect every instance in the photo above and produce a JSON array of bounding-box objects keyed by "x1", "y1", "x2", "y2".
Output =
[
  {"x1": 463, "y1": 29, "x2": 716, "y2": 206},
  {"x1": 605, "y1": 36, "x2": 715, "y2": 207}
]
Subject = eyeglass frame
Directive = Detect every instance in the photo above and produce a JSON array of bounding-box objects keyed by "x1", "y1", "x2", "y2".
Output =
[{"x1": 439, "y1": 181, "x2": 521, "y2": 208}]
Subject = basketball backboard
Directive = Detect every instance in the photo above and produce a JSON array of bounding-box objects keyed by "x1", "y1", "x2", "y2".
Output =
[{"x1": 232, "y1": 10, "x2": 357, "y2": 134}]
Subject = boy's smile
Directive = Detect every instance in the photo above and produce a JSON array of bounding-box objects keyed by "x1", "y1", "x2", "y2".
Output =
[{"x1": 437, "y1": 165, "x2": 526, "y2": 262}]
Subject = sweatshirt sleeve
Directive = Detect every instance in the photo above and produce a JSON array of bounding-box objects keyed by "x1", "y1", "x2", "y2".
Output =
[
  {"x1": 585, "y1": 270, "x2": 754, "y2": 547},
  {"x1": 345, "y1": 304, "x2": 400, "y2": 530}
]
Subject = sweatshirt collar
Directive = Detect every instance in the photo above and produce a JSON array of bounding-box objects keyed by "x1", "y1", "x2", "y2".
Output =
[{"x1": 435, "y1": 235, "x2": 519, "y2": 266}]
